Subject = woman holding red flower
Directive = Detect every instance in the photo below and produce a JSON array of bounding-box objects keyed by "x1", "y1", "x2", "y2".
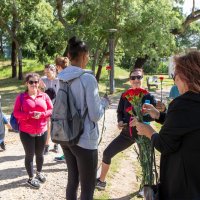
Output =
[
  {"x1": 133, "y1": 51, "x2": 200, "y2": 199},
  {"x1": 96, "y1": 68, "x2": 156, "y2": 191}
]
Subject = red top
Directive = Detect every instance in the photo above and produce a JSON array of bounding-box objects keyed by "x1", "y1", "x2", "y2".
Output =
[{"x1": 13, "y1": 91, "x2": 53, "y2": 135}]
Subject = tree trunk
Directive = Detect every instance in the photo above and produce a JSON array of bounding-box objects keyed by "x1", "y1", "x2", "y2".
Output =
[
  {"x1": 18, "y1": 47, "x2": 23, "y2": 80},
  {"x1": 95, "y1": 64, "x2": 103, "y2": 83},
  {"x1": 95, "y1": 52, "x2": 109, "y2": 82},
  {"x1": 11, "y1": 41, "x2": 17, "y2": 78},
  {"x1": 0, "y1": 33, "x2": 4, "y2": 57},
  {"x1": 91, "y1": 50, "x2": 99, "y2": 74}
]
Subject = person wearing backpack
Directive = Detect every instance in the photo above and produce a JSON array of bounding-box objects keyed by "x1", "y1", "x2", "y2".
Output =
[
  {"x1": 56, "y1": 36, "x2": 109, "y2": 200},
  {"x1": 13, "y1": 73, "x2": 53, "y2": 189}
]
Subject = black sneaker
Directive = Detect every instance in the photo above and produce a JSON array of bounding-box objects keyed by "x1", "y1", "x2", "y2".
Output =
[
  {"x1": 51, "y1": 144, "x2": 58, "y2": 153},
  {"x1": 35, "y1": 172, "x2": 46, "y2": 183},
  {"x1": 95, "y1": 178, "x2": 106, "y2": 191},
  {"x1": 0, "y1": 141, "x2": 6, "y2": 150},
  {"x1": 43, "y1": 145, "x2": 49, "y2": 155},
  {"x1": 27, "y1": 178, "x2": 40, "y2": 189}
]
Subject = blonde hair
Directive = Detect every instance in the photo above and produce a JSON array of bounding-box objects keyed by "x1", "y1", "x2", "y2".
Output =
[{"x1": 55, "y1": 56, "x2": 70, "y2": 70}]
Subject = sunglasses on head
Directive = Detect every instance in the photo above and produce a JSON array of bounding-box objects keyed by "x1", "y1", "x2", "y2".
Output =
[
  {"x1": 28, "y1": 80, "x2": 39, "y2": 85},
  {"x1": 130, "y1": 75, "x2": 143, "y2": 80}
]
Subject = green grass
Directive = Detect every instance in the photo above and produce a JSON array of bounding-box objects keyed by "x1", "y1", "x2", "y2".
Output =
[
  {"x1": 0, "y1": 60, "x2": 45, "y2": 113},
  {"x1": 0, "y1": 59, "x2": 174, "y2": 114}
]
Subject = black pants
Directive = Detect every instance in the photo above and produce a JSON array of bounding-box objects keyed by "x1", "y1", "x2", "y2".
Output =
[
  {"x1": 103, "y1": 133, "x2": 135, "y2": 165},
  {"x1": 61, "y1": 144, "x2": 98, "y2": 200},
  {"x1": 20, "y1": 131, "x2": 47, "y2": 178}
]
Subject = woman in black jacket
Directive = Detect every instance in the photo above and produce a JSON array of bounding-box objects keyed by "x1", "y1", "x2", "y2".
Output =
[
  {"x1": 96, "y1": 68, "x2": 157, "y2": 191},
  {"x1": 133, "y1": 51, "x2": 200, "y2": 200}
]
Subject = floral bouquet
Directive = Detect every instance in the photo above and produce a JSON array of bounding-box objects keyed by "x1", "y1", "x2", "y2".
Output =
[{"x1": 123, "y1": 88, "x2": 154, "y2": 187}]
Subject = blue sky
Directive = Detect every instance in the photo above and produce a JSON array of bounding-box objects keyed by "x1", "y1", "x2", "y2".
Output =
[{"x1": 183, "y1": 0, "x2": 200, "y2": 14}]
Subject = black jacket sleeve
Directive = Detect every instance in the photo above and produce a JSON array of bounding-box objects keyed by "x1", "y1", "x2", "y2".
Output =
[
  {"x1": 151, "y1": 98, "x2": 196, "y2": 155},
  {"x1": 155, "y1": 112, "x2": 166, "y2": 124},
  {"x1": 117, "y1": 94, "x2": 125, "y2": 123}
]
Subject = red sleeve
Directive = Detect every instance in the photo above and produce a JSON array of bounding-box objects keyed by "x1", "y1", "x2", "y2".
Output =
[
  {"x1": 13, "y1": 94, "x2": 33, "y2": 120},
  {"x1": 40, "y1": 94, "x2": 53, "y2": 118}
]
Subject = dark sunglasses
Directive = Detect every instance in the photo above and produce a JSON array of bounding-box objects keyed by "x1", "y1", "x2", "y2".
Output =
[
  {"x1": 28, "y1": 80, "x2": 39, "y2": 85},
  {"x1": 130, "y1": 75, "x2": 143, "y2": 80}
]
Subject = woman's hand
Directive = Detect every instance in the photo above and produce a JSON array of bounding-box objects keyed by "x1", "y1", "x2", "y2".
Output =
[
  {"x1": 117, "y1": 121, "x2": 124, "y2": 130},
  {"x1": 130, "y1": 118, "x2": 156, "y2": 139},
  {"x1": 135, "y1": 122, "x2": 156, "y2": 139},
  {"x1": 156, "y1": 101, "x2": 166, "y2": 112},
  {"x1": 142, "y1": 103, "x2": 160, "y2": 119},
  {"x1": 33, "y1": 111, "x2": 42, "y2": 119}
]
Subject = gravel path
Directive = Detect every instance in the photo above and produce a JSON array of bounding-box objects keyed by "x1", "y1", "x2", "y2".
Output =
[{"x1": 0, "y1": 91, "x2": 169, "y2": 200}]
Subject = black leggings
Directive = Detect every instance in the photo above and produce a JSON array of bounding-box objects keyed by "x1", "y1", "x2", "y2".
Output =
[
  {"x1": 20, "y1": 131, "x2": 47, "y2": 178},
  {"x1": 61, "y1": 144, "x2": 98, "y2": 200},
  {"x1": 103, "y1": 133, "x2": 135, "y2": 165}
]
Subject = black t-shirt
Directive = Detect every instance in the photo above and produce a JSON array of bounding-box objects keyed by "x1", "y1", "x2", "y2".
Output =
[{"x1": 117, "y1": 90, "x2": 156, "y2": 139}]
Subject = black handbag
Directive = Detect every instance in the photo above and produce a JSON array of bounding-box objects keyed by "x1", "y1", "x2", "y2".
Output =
[{"x1": 143, "y1": 144, "x2": 160, "y2": 200}]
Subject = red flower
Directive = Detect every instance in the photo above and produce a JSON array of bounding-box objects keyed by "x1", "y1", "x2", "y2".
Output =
[
  {"x1": 126, "y1": 106, "x2": 133, "y2": 115},
  {"x1": 159, "y1": 76, "x2": 164, "y2": 81},
  {"x1": 106, "y1": 66, "x2": 112, "y2": 71}
]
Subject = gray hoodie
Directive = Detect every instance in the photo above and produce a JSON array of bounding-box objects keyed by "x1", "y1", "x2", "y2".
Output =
[{"x1": 58, "y1": 66, "x2": 109, "y2": 149}]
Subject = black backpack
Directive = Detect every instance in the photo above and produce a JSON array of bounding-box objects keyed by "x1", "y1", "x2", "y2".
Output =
[
  {"x1": 45, "y1": 88, "x2": 56, "y2": 101},
  {"x1": 51, "y1": 74, "x2": 87, "y2": 146}
]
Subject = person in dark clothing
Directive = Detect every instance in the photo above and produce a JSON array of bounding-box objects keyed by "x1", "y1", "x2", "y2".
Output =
[
  {"x1": 96, "y1": 68, "x2": 156, "y2": 190},
  {"x1": 133, "y1": 51, "x2": 200, "y2": 200}
]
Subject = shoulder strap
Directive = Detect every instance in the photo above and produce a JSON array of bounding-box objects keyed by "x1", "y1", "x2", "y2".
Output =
[
  {"x1": 19, "y1": 93, "x2": 24, "y2": 111},
  {"x1": 68, "y1": 72, "x2": 88, "y2": 118}
]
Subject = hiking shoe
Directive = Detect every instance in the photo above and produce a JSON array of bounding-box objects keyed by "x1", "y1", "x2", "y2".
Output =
[
  {"x1": 51, "y1": 144, "x2": 59, "y2": 153},
  {"x1": 35, "y1": 172, "x2": 46, "y2": 183},
  {"x1": 95, "y1": 178, "x2": 106, "y2": 191},
  {"x1": 54, "y1": 155, "x2": 65, "y2": 162},
  {"x1": 27, "y1": 178, "x2": 40, "y2": 189},
  {"x1": 0, "y1": 141, "x2": 6, "y2": 150},
  {"x1": 43, "y1": 145, "x2": 49, "y2": 155}
]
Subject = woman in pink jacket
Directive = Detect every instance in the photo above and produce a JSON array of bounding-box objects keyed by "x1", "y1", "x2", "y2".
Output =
[{"x1": 13, "y1": 73, "x2": 53, "y2": 189}]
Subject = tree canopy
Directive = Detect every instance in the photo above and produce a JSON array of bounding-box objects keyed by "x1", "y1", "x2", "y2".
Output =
[{"x1": 0, "y1": 0, "x2": 200, "y2": 79}]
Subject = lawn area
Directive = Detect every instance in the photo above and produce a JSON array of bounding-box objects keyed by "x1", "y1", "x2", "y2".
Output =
[{"x1": 0, "y1": 59, "x2": 174, "y2": 114}]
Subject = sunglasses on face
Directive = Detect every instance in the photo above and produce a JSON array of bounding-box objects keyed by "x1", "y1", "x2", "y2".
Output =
[
  {"x1": 28, "y1": 80, "x2": 39, "y2": 85},
  {"x1": 130, "y1": 75, "x2": 143, "y2": 80}
]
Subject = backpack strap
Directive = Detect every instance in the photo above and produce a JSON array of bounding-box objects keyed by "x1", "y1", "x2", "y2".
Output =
[
  {"x1": 67, "y1": 72, "x2": 89, "y2": 118},
  {"x1": 19, "y1": 93, "x2": 24, "y2": 111}
]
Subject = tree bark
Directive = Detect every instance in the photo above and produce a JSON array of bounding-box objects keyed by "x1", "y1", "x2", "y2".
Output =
[
  {"x1": 18, "y1": 47, "x2": 23, "y2": 80},
  {"x1": 95, "y1": 44, "x2": 109, "y2": 82},
  {"x1": 11, "y1": 41, "x2": 17, "y2": 78},
  {"x1": 0, "y1": 32, "x2": 4, "y2": 57}
]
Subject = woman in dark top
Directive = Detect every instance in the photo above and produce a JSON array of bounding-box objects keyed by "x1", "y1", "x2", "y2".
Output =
[
  {"x1": 96, "y1": 68, "x2": 156, "y2": 190},
  {"x1": 133, "y1": 51, "x2": 200, "y2": 200}
]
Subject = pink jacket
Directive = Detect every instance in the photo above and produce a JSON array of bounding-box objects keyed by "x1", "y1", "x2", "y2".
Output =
[{"x1": 13, "y1": 91, "x2": 53, "y2": 135}]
